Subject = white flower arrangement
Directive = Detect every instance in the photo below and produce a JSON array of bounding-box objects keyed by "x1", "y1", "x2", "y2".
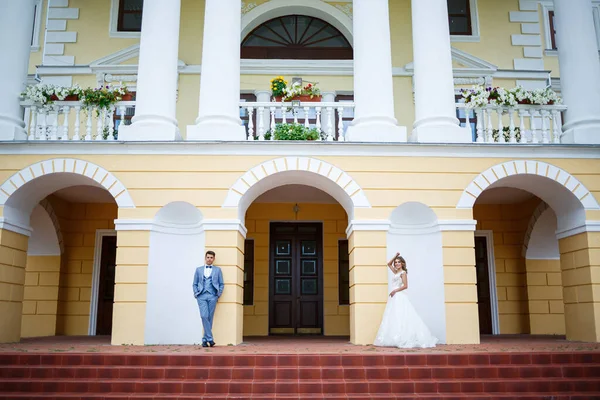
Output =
[{"x1": 462, "y1": 85, "x2": 561, "y2": 108}]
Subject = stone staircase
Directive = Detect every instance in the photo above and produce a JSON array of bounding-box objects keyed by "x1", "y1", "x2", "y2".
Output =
[{"x1": 1, "y1": 351, "x2": 600, "y2": 399}]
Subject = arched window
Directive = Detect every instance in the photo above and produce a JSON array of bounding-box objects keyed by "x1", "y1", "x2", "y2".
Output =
[{"x1": 241, "y1": 15, "x2": 353, "y2": 60}]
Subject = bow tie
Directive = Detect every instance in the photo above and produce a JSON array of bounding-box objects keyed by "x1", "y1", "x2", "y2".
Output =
[{"x1": 205, "y1": 266, "x2": 212, "y2": 269}]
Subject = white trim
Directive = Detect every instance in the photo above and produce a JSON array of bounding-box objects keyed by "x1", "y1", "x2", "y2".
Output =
[
  {"x1": 109, "y1": 0, "x2": 141, "y2": 39},
  {"x1": 438, "y1": 219, "x2": 478, "y2": 231},
  {"x1": 241, "y1": 0, "x2": 353, "y2": 44},
  {"x1": 345, "y1": 220, "x2": 391, "y2": 236},
  {"x1": 31, "y1": 0, "x2": 43, "y2": 52},
  {"x1": 202, "y1": 219, "x2": 248, "y2": 238},
  {"x1": 1, "y1": 142, "x2": 600, "y2": 159},
  {"x1": 114, "y1": 218, "x2": 247, "y2": 237},
  {"x1": 0, "y1": 217, "x2": 33, "y2": 237},
  {"x1": 555, "y1": 220, "x2": 600, "y2": 240},
  {"x1": 475, "y1": 230, "x2": 500, "y2": 335},
  {"x1": 88, "y1": 229, "x2": 117, "y2": 336},
  {"x1": 389, "y1": 221, "x2": 440, "y2": 235},
  {"x1": 113, "y1": 219, "x2": 153, "y2": 231},
  {"x1": 450, "y1": 0, "x2": 481, "y2": 43}
]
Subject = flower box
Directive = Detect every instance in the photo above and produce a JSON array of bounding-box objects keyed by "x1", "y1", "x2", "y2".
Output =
[
  {"x1": 64, "y1": 95, "x2": 80, "y2": 101},
  {"x1": 120, "y1": 94, "x2": 133, "y2": 101},
  {"x1": 274, "y1": 95, "x2": 321, "y2": 102}
]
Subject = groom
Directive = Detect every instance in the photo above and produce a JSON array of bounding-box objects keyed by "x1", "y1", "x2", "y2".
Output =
[{"x1": 193, "y1": 250, "x2": 224, "y2": 347}]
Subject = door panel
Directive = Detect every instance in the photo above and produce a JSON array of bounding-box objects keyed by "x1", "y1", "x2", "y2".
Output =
[
  {"x1": 475, "y1": 235, "x2": 493, "y2": 335},
  {"x1": 269, "y1": 223, "x2": 323, "y2": 335}
]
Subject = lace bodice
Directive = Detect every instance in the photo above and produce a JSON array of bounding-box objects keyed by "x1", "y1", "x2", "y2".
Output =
[{"x1": 391, "y1": 270, "x2": 406, "y2": 290}]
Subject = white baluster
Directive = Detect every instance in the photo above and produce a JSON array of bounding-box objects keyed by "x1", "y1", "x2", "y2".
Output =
[
  {"x1": 49, "y1": 107, "x2": 59, "y2": 140},
  {"x1": 107, "y1": 106, "x2": 115, "y2": 140},
  {"x1": 257, "y1": 106, "x2": 265, "y2": 141},
  {"x1": 270, "y1": 107, "x2": 276, "y2": 141},
  {"x1": 281, "y1": 105, "x2": 287, "y2": 125},
  {"x1": 337, "y1": 106, "x2": 345, "y2": 142},
  {"x1": 73, "y1": 106, "x2": 81, "y2": 140},
  {"x1": 85, "y1": 109, "x2": 93, "y2": 140},
  {"x1": 552, "y1": 110, "x2": 562, "y2": 144},
  {"x1": 529, "y1": 110, "x2": 538, "y2": 144},
  {"x1": 475, "y1": 108, "x2": 484, "y2": 143},
  {"x1": 293, "y1": 107, "x2": 298, "y2": 124},
  {"x1": 246, "y1": 106, "x2": 254, "y2": 140},
  {"x1": 518, "y1": 109, "x2": 526, "y2": 144},
  {"x1": 508, "y1": 108, "x2": 516, "y2": 143},
  {"x1": 315, "y1": 107, "x2": 322, "y2": 140},
  {"x1": 39, "y1": 109, "x2": 48, "y2": 140},
  {"x1": 96, "y1": 108, "x2": 105, "y2": 140},
  {"x1": 304, "y1": 106, "x2": 310, "y2": 128},
  {"x1": 326, "y1": 106, "x2": 334, "y2": 141},
  {"x1": 117, "y1": 105, "x2": 126, "y2": 140},
  {"x1": 61, "y1": 106, "x2": 70, "y2": 140},
  {"x1": 485, "y1": 108, "x2": 493, "y2": 143},
  {"x1": 540, "y1": 110, "x2": 550, "y2": 144},
  {"x1": 28, "y1": 107, "x2": 37, "y2": 141},
  {"x1": 496, "y1": 107, "x2": 505, "y2": 143}
]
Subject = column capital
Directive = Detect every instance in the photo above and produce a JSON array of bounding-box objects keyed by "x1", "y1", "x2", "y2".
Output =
[
  {"x1": 0, "y1": 217, "x2": 33, "y2": 237},
  {"x1": 556, "y1": 220, "x2": 600, "y2": 240},
  {"x1": 345, "y1": 220, "x2": 391, "y2": 236}
]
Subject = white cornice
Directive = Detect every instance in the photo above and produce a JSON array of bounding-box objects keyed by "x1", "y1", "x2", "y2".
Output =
[
  {"x1": 438, "y1": 220, "x2": 478, "y2": 231},
  {"x1": 114, "y1": 218, "x2": 247, "y2": 237},
  {"x1": 0, "y1": 142, "x2": 599, "y2": 159},
  {"x1": 0, "y1": 218, "x2": 33, "y2": 237},
  {"x1": 555, "y1": 220, "x2": 600, "y2": 240},
  {"x1": 389, "y1": 221, "x2": 440, "y2": 235},
  {"x1": 345, "y1": 220, "x2": 391, "y2": 236}
]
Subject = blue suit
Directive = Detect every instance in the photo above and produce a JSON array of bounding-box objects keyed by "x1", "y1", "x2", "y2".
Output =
[{"x1": 193, "y1": 265, "x2": 224, "y2": 344}]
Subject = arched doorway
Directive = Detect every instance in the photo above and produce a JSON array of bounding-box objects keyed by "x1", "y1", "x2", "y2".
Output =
[
  {"x1": 0, "y1": 158, "x2": 134, "y2": 343},
  {"x1": 458, "y1": 160, "x2": 600, "y2": 342}
]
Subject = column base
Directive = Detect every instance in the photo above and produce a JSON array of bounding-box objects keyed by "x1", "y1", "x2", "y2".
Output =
[
  {"x1": 412, "y1": 122, "x2": 473, "y2": 143},
  {"x1": 561, "y1": 121, "x2": 600, "y2": 145},
  {"x1": 118, "y1": 118, "x2": 181, "y2": 141},
  {"x1": 187, "y1": 119, "x2": 246, "y2": 141},
  {"x1": 345, "y1": 119, "x2": 407, "y2": 142},
  {"x1": 0, "y1": 118, "x2": 26, "y2": 141}
]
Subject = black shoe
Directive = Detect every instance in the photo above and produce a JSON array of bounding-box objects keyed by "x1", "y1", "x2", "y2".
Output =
[
  {"x1": 209, "y1": 341, "x2": 216, "y2": 347},
  {"x1": 202, "y1": 342, "x2": 208, "y2": 348}
]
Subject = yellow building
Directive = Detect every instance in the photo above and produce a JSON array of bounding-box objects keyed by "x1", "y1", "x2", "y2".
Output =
[{"x1": 0, "y1": 0, "x2": 599, "y2": 347}]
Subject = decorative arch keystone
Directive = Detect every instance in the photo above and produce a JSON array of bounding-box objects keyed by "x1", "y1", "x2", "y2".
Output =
[
  {"x1": 457, "y1": 160, "x2": 600, "y2": 210},
  {"x1": 222, "y1": 157, "x2": 370, "y2": 218},
  {"x1": 0, "y1": 158, "x2": 135, "y2": 209}
]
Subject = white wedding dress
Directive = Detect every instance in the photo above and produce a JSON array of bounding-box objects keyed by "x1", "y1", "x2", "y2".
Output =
[{"x1": 373, "y1": 270, "x2": 438, "y2": 348}]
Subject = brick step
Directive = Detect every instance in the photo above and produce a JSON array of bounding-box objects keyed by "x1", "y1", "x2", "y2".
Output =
[
  {"x1": 1, "y1": 378, "x2": 599, "y2": 394},
  {"x1": 2, "y1": 394, "x2": 600, "y2": 400},
  {"x1": 2, "y1": 352, "x2": 599, "y2": 368},
  {"x1": 2, "y1": 364, "x2": 600, "y2": 380}
]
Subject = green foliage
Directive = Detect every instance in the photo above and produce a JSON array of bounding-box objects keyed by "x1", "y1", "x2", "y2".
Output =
[{"x1": 263, "y1": 123, "x2": 320, "y2": 141}]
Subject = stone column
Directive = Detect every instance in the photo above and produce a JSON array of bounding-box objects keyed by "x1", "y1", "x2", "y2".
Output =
[
  {"x1": 411, "y1": 0, "x2": 472, "y2": 143},
  {"x1": 0, "y1": 228, "x2": 31, "y2": 343},
  {"x1": 345, "y1": 0, "x2": 407, "y2": 142},
  {"x1": 119, "y1": 0, "x2": 182, "y2": 141},
  {"x1": 559, "y1": 231, "x2": 600, "y2": 342},
  {"x1": 553, "y1": 0, "x2": 600, "y2": 144},
  {"x1": 187, "y1": 0, "x2": 245, "y2": 141},
  {"x1": 0, "y1": 0, "x2": 37, "y2": 140}
]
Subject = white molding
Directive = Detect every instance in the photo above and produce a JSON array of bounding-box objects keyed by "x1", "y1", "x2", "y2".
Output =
[
  {"x1": 0, "y1": 217, "x2": 33, "y2": 237},
  {"x1": 555, "y1": 220, "x2": 600, "y2": 240},
  {"x1": 1, "y1": 142, "x2": 600, "y2": 159},
  {"x1": 202, "y1": 219, "x2": 247, "y2": 238},
  {"x1": 114, "y1": 218, "x2": 247, "y2": 237},
  {"x1": 345, "y1": 220, "x2": 391, "y2": 236},
  {"x1": 114, "y1": 219, "x2": 153, "y2": 231},
  {"x1": 88, "y1": 229, "x2": 117, "y2": 336},
  {"x1": 109, "y1": 0, "x2": 141, "y2": 39},
  {"x1": 475, "y1": 230, "x2": 500, "y2": 335},
  {"x1": 31, "y1": 0, "x2": 43, "y2": 52},
  {"x1": 404, "y1": 47, "x2": 498, "y2": 75},
  {"x1": 389, "y1": 221, "x2": 440, "y2": 235},
  {"x1": 438, "y1": 219, "x2": 478, "y2": 231},
  {"x1": 450, "y1": 0, "x2": 481, "y2": 43}
]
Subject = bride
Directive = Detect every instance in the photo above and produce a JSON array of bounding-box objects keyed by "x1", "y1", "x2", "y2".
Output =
[{"x1": 373, "y1": 252, "x2": 438, "y2": 348}]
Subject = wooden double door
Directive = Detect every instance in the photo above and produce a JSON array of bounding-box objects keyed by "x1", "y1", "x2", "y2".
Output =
[{"x1": 269, "y1": 223, "x2": 323, "y2": 335}]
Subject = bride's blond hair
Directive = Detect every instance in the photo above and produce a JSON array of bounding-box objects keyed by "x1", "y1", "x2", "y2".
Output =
[{"x1": 395, "y1": 256, "x2": 408, "y2": 272}]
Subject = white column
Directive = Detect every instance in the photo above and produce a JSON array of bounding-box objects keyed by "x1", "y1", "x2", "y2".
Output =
[
  {"x1": 554, "y1": 0, "x2": 600, "y2": 144},
  {"x1": 0, "y1": 0, "x2": 36, "y2": 140},
  {"x1": 345, "y1": 0, "x2": 407, "y2": 142},
  {"x1": 119, "y1": 0, "x2": 181, "y2": 141},
  {"x1": 187, "y1": 0, "x2": 245, "y2": 141},
  {"x1": 411, "y1": 0, "x2": 472, "y2": 143}
]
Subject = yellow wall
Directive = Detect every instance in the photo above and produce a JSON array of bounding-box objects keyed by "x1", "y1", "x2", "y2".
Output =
[
  {"x1": 0, "y1": 230, "x2": 29, "y2": 343},
  {"x1": 244, "y1": 202, "x2": 349, "y2": 336},
  {"x1": 22, "y1": 255, "x2": 61, "y2": 337},
  {"x1": 46, "y1": 195, "x2": 118, "y2": 335},
  {"x1": 526, "y1": 258, "x2": 565, "y2": 334}
]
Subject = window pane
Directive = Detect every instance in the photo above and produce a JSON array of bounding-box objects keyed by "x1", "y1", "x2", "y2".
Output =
[
  {"x1": 123, "y1": 0, "x2": 143, "y2": 11},
  {"x1": 338, "y1": 240, "x2": 349, "y2": 305},
  {"x1": 243, "y1": 240, "x2": 254, "y2": 305},
  {"x1": 448, "y1": 0, "x2": 469, "y2": 15},
  {"x1": 121, "y1": 13, "x2": 142, "y2": 31},
  {"x1": 449, "y1": 16, "x2": 470, "y2": 34}
]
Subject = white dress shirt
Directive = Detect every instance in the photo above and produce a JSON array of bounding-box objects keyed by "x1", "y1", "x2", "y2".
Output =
[{"x1": 203, "y1": 265, "x2": 213, "y2": 278}]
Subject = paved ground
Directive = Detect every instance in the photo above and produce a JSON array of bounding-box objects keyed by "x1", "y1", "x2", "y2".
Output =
[{"x1": 1, "y1": 335, "x2": 599, "y2": 355}]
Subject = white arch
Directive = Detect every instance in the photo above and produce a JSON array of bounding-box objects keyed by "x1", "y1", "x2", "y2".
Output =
[
  {"x1": 222, "y1": 157, "x2": 370, "y2": 220},
  {"x1": 38, "y1": 198, "x2": 64, "y2": 254},
  {"x1": 522, "y1": 201, "x2": 550, "y2": 257},
  {"x1": 525, "y1": 206, "x2": 560, "y2": 259},
  {"x1": 457, "y1": 160, "x2": 600, "y2": 234},
  {"x1": 241, "y1": 0, "x2": 354, "y2": 44},
  {"x1": 28, "y1": 204, "x2": 61, "y2": 256},
  {"x1": 0, "y1": 158, "x2": 135, "y2": 228}
]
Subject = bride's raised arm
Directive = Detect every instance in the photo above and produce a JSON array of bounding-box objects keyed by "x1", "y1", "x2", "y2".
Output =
[{"x1": 387, "y1": 252, "x2": 400, "y2": 273}]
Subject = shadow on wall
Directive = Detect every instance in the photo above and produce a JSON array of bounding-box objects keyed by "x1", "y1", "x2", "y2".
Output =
[
  {"x1": 387, "y1": 202, "x2": 446, "y2": 343},
  {"x1": 146, "y1": 201, "x2": 205, "y2": 345}
]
